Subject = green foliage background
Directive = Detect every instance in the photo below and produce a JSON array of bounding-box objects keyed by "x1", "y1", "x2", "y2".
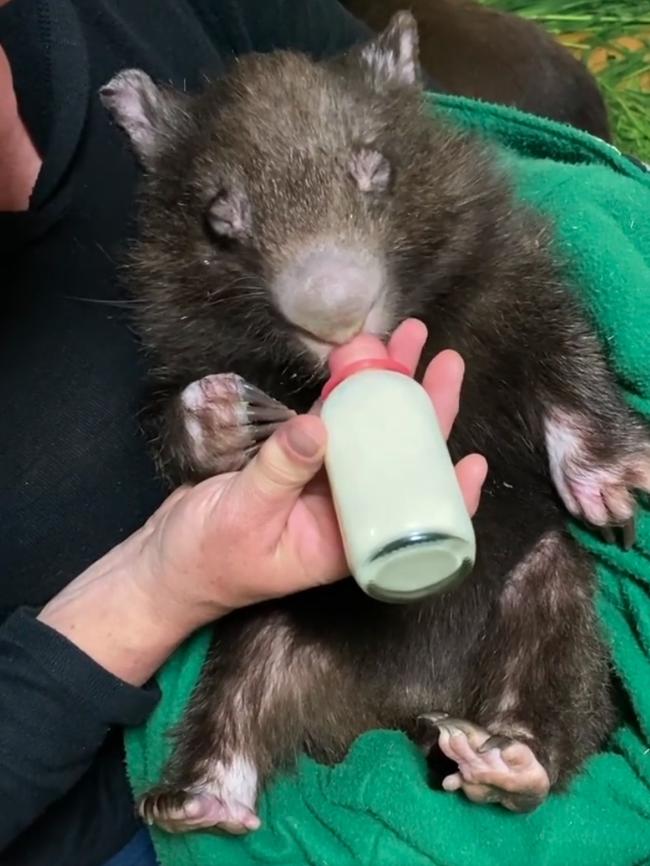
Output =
[{"x1": 482, "y1": 1, "x2": 650, "y2": 160}]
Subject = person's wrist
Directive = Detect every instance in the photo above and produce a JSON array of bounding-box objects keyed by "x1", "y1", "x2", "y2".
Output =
[
  {"x1": 136, "y1": 523, "x2": 232, "y2": 639},
  {"x1": 135, "y1": 479, "x2": 240, "y2": 631},
  {"x1": 38, "y1": 527, "x2": 202, "y2": 685}
]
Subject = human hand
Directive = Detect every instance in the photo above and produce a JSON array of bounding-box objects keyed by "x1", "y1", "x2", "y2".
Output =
[
  {"x1": 39, "y1": 319, "x2": 486, "y2": 686},
  {"x1": 138, "y1": 319, "x2": 487, "y2": 631}
]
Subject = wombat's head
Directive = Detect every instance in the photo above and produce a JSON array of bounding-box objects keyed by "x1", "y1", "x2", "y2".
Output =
[{"x1": 101, "y1": 12, "x2": 490, "y2": 361}]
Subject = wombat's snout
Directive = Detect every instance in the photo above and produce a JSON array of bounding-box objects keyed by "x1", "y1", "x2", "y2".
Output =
[{"x1": 273, "y1": 246, "x2": 387, "y2": 346}]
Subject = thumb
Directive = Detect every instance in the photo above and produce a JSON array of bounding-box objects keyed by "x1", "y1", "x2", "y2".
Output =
[{"x1": 237, "y1": 414, "x2": 327, "y2": 522}]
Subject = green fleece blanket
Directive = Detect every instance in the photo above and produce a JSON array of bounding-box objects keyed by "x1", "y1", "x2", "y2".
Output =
[{"x1": 125, "y1": 95, "x2": 650, "y2": 866}]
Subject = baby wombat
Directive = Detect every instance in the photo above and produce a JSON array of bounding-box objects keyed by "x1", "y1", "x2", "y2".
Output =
[{"x1": 101, "y1": 12, "x2": 650, "y2": 834}]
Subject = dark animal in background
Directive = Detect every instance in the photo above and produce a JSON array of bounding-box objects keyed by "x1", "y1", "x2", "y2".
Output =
[
  {"x1": 343, "y1": 0, "x2": 611, "y2": 140},
  {"x1": 101, "y1": 11, "x2": 648, "y2": 834}
]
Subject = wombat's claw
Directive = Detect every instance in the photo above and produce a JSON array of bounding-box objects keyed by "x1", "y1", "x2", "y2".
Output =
[
  {"x1": 623, "y1": 516, "x2": 636, "y2": 549},
  {"x1": 477, "y1": 734, "x2": 514, "y2": 753},
  {"x1": 599, "y1": 516, "x2": 635, "y2": 549},
  {"x1": 421, "y1": 711, "x2": 449, "y2": 724},
  {"x1": 242, "y1": 382, "x2": 295, "y2": 423},
  {"x1": 415, "y1": 711, "x2": 450, "y2": 750},
  {"x1": 546, "y1": 411, "x2": 650, "y2": 548},
  {"x1": 138, "y1": 788, "x2": 260, "y2": 835},
  {"x1": 180, "y1": 373, "x2": 294, "y2": 472},
  {"x1": 560, "y1": 460, "x2": 645, "y2": 547},
  {"x1": 421, "y1": 716, "x2": 550, "y2": 812},
  {"x1": 599, "y1": 525, "x2": 616, "y2": 545}
]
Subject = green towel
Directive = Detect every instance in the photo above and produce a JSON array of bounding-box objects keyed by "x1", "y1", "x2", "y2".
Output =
[{"x1": 125, "y1": 95, "x2": 650, "y2": 866}]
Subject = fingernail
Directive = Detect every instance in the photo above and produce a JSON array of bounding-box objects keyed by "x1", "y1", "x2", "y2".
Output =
[{"x1": 286, "y1": 421, "x2": 322, "y2": 458}]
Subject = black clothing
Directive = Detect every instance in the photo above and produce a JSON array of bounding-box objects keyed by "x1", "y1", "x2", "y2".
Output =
[{"x1": 0, "y1": 3, "x2": 372, "y2": 864}]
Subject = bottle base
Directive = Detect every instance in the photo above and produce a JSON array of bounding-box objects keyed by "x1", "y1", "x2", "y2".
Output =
[{"x1": 359, "y1": 532, "x2": 475, "y2": 604}]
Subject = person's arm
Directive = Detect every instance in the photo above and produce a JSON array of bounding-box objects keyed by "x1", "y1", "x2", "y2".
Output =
[{"x1": 0, "y1": 607, "x2": 158, "y2": 849}]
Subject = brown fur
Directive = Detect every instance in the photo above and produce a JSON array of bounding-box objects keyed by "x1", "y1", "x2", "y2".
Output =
[{"x1": 98, "y1": 13, "x2": 650, "y2": 824}]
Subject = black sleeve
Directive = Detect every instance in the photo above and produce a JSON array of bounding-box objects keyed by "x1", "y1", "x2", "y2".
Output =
[{"x1": 0, "y1": 607, "x2": 159, "y2": 852}]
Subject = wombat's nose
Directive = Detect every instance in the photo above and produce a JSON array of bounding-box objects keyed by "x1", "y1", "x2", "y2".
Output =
[{"x1": 274, "y1": 246, "x2": 385, "y2": 344}]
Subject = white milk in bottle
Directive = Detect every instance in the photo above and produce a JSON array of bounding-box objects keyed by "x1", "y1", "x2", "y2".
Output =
[{"x1": 320, "y1": 333, "x2": 476, "y2": 603}]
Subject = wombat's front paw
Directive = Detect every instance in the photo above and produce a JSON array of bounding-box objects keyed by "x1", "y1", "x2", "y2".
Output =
[
  {"x1": 180, "y1": 373, "x2": 294, "y2": 474},
  {"x1": 545, "y1": 409, "x2": 650, "y2": 547},
  {"x1": 138, "y1": 786, "x2": 260, "y2": 835},
  {"x1": 418, "y1": 714, "x2": 550, "y2": 813}
]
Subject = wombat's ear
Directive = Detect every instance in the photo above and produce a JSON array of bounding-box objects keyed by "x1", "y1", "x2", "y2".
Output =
[
  {"x1": 100, "y1": 69, "x2": 185, "y2": 168},
  {"x1": 358, "y1": 11, "x2": 421, "y2": 90}
]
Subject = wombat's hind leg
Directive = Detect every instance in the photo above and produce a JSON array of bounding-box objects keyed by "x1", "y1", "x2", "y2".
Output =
[{"x1": 418, "y1": 714, "x2": 549, "y2": 812}]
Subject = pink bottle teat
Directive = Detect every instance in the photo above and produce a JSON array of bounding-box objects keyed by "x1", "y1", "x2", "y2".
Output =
[
  {"x1": 329, "y1": 333, "x2": 389, "y2": 372},
  {"x1": 322, "y1": 333, "x2": 410, "y2": 399}
]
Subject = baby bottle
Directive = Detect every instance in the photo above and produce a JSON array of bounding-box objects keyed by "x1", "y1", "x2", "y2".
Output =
[{"x1": 320, "y1": 333, "x2": 476, "y2": 603}]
